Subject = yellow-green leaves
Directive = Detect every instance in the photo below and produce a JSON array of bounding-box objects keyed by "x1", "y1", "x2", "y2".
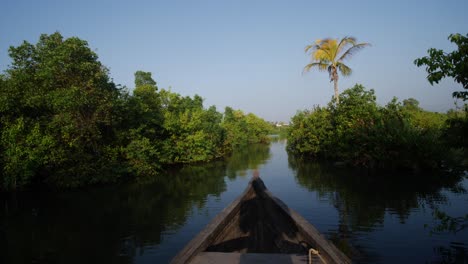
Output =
[{"x1": 304, "y1": 36, "x2": 369, "y2": 104}]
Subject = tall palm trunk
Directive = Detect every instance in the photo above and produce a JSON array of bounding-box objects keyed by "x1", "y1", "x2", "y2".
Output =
[
  {"x1": 332, "y1": 66, "x2": 339, "y2": 104},
  {"x1": 333, "y1": 78, "x2": 339, "y2": 104}
]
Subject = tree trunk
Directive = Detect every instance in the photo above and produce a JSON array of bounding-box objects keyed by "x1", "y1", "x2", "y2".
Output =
[{"x1": 333, "y1": 74, "x2": 339, "y2": 104}]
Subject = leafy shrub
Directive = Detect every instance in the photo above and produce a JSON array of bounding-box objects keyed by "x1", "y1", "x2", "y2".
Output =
[{"x1": 287, "y1": 84, "x2": 458, "y2": 172}]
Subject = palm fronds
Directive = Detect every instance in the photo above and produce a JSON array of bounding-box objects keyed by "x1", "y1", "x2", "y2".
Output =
[
  {"x1": 337, "y1": 62, "x2": 352, "y2": 76},
  {"x1": 304, "y1": 36, "x2": 369, "y2": 76},
  {"x1": 303, "y1": 62, "x2": 329, "y2": 74},
  {"x1": 303, "y1": 36, "x2": 369, "y2": 104},
  {"x1": 338, "y1": 42, "x2": 371, "y2": 61}
]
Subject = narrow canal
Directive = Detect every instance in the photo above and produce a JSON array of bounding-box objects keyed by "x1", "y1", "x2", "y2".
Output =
[{"x1": 1, "y1": 140, "x2": 467, "y2": 263}]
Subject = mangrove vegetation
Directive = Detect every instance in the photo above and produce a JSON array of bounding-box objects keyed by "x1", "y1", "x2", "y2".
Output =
[
  {"x1": 0, "y1": 32, "x2": 272, "y2": 190},
  {"x1": 290, "y1": 33, "x2": 467, "y2": 172},
  {"x1": 287, "y1": 84, "x2": 466, "y2": 172}
]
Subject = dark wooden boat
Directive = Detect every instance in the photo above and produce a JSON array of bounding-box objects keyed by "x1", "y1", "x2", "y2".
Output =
[{"x1": 171, "y1": 176, "x2": 351, "y2": 264}]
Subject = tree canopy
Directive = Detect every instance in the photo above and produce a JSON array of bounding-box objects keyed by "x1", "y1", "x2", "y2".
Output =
[
  {"x1": 0, "y1": 32, "x2": 272, "y2": 190},
  {"x1": 287, "y1": 84, "x2": 460, "y2": 171},
  {"x1": 135, "y1": 71, "x2": 157, "y2": 88},
  {"x1": 414, "y1": 33, "x2": 468, "y2": 101}
]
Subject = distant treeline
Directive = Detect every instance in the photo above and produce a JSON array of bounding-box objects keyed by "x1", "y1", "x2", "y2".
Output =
[
  {"x1": 0, "y1": 32, "x2": 271, "y2": 190},
  {"x1": 287, "y1": 84, "x2": 467, "y2": 172}
]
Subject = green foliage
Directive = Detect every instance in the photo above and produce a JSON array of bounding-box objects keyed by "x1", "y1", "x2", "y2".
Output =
[
  {"x1": 444, "y1": 110, "x2": 468, "y2": 149},
  {"x1": 0, "y1": 118, "x2": 54, "y2": 189},
  {"x1": 222, "y1": 107, "x2": 271, "y2": 150},
  {"x1": 442, "y1": 109, "x2": 468, "y2": 168},
  {"x1": 414, "y1": 33, "x2": 468, "y2": 100},
  {"x1": 0, "y1": 33, "x2": 271, "y2": 190},
  {"x1": 158, "y1": 90, "x2": 225, "y2": 163},
  {"x1": 245, "y1": 113, "x2": 272, "y2": 144},
  {"x1": 413, "y1": 33, "x2": 468, "y2": 168},
  {"x1": 0, "y1": 32, "x2": 122, "y2": 188},
  {"x1": 330, "y1": 84, "x2": 380, "y2": 163},
  {"x1": 287, "y1": 84, "x2": 459, "y2": 171},
  {"x1": 124, "y1": 137, "x2": 162, "y2": 182},
  {"x1": 134, "y1": 71, "x2": 157, "y2": 88},
  {"x1": 414, "y1": 33, "x2": 468, "y2": 233},
  {"x1": 287, "y1": 107, "x2": 333, "y2": 156},
  {"x1": 402, "y1": 98, "x2": 420, "y2": 111},
  {"x1": 404, "y1": 109, "x2": 447, "y2": 130}
]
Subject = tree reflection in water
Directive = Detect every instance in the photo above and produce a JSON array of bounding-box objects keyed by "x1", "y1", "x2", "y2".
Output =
[
  {"x1": 0, "y1": 162, "x2": 230, "y2": 264},
  {"x1": 225, "y1": 143, "x2": 271, "y2": 179},
  {"x1": 0, "y1": 143, "x2": 272, "y2": 264},
  {"x1": 288, "y1": 155, "x2": 467, "y2": 262},
  {"x1": 2, "y1": 142, "x2": 465, "y2": 264}
]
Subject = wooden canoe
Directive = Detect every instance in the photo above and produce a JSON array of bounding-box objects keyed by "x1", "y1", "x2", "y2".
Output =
[{"x1": 171, "y1": 176, "x2": 351, "y2": 264}]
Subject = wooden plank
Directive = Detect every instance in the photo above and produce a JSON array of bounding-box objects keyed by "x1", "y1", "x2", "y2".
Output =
[
  {"x1": 263, "y1": 189, "x2": 351, "y2": 263},
  {"x1": 171, "y1": 176, "x2": 351, "y2": 263},
  {"x1": 252, "y1": 177, "x2": 350, "y2": 262},
  {"x1": 190, "y1": 252, "x2": 315, "y2": 264},
  {"x1": 170, "y1": 182, "x2": 255, "y2": 264}
]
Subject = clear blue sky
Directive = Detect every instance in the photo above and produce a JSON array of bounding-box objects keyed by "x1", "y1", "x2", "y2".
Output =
[{"x1": 1, "y1": 0, "x2": 467, "y2": 121}]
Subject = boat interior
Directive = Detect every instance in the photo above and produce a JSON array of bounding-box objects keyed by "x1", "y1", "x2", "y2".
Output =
[{"x1": 205, "y1": 178, "x2": 312, "y2": 254}]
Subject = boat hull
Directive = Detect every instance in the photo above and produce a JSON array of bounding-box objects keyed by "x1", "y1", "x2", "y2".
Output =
[{"x1": 171, "y1": 177, "x2": 350, "y2": 263}]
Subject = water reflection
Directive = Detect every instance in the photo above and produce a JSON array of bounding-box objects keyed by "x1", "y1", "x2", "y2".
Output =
[
  {"x1": 1, "y1": 142, "x2": 466, "y2": 264},
  {"x1": 0, "y1": 144, "x2": 271, "y2": 264},
  {"x1": 0, "y1": 162, "x2": 227, "y2": 264},
  {"x1": 288, "y1": 155, "x2": 467, "y2": 262},
  {"x1": 225, "y1": 144, "x2": 271, "y2": 179},
  {"x1": 432, "y1": 242, "x2": 468, "y2": 264}
]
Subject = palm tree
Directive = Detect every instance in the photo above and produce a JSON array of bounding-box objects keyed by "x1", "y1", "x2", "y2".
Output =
[{"x1": 304, "y1": 37, "x2": 370, "y2": 104}]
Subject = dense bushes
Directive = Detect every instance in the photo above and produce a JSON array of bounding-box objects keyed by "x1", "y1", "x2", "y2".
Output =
[
  {"x1": 0, "y1": 33, "x2": 123, "y2": 188},
  {"x1": 290, "y1": 33, "x2": 468, "y2": 173},
  {"x1": 287, "y1": 84, "x2": 464, "y2": 171},
  {"x1": 222, "y1": 107, "x2": 271, "y2": 150},
  {"x1": 0, "y1": 33, "x2": 270, "y2": 190},
  {"x1": 288, "y1": 106, "x2": 333, "y2": 156}
]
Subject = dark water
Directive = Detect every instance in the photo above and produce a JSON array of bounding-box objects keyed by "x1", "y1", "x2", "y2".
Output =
[{"x1": 1, "y1": 141, "x2": 467, "y2": 263}]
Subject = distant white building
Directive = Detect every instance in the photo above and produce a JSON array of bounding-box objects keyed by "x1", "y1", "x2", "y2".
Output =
[{"x1": 275, "y1": 122, "x2": 289, "y2": 127}]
